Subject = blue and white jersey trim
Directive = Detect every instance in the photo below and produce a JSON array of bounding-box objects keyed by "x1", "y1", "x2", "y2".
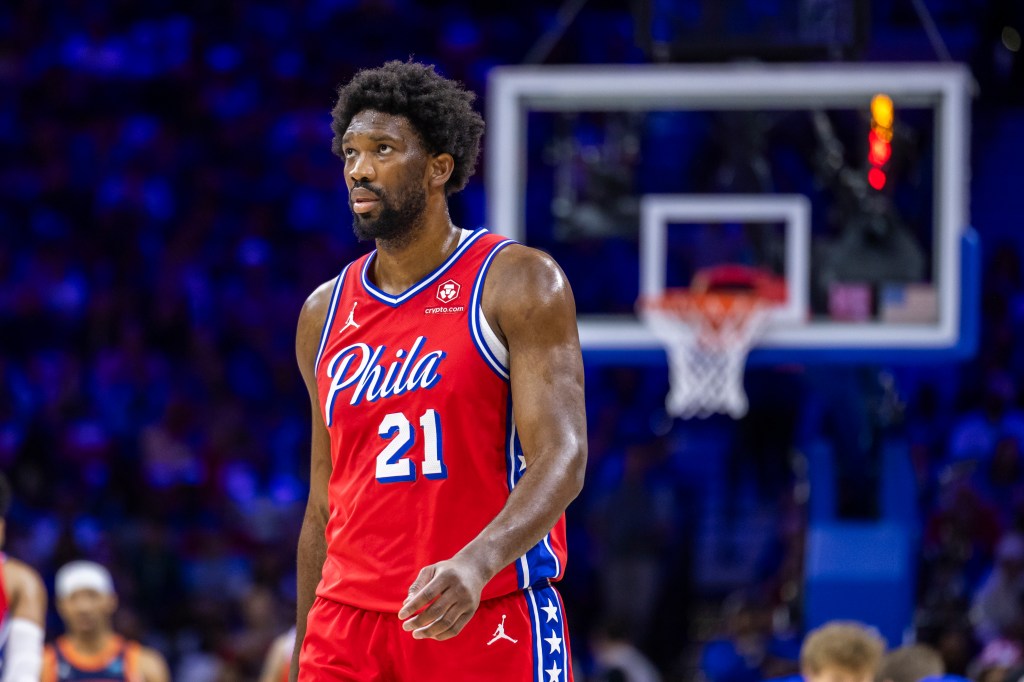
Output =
[
  {"x1": 470, "y1": 239, "x2": 515, "y2": 380},
  {"x1": 504, "y1": 399, "x2": 562, "y2": 590},
  {"x1": 525, "y1": 583, "x2": 570, "y2": 682},
  {"x1": 360, "y1": 228, "x2": 488, "y2": 307},
  {"x1": 313, "y1": 264, "x2": 350, "y2": 374},
  {"x1": 0, "y1": 614, "x2": 9, "y2": 675},
  {"x1": 477, "y1": 312, "x2": 509, "y2": 370}
]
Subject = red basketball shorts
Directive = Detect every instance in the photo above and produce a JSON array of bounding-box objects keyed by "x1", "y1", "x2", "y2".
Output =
[{"x1": 298, "y1": 582, "x2": 572, "y2": 681}]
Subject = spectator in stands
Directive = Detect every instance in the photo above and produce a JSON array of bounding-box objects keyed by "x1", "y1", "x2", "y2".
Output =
[
  {"x1": 700, "y1": 591, "x2": 784, "y2": 682},
  {"x1": 949, "y1": 374, "x2": 1024, "y2": 464},
  {"x1": 971, "y1": 533, "x2": 1024, "y2": 643},
  {"x1": 590, "y1": 439, "x2": 675, "y2": 645},
  {"x1": 800, "y1": 621, "x2": 885, "y2": 682},
  {"x1": 224, "y1": 585, "x2": 285, "y2": 679},
  {"x1": 969, "y1": 639, "x2": 1023, "y2": 682},
  {"x1": 976, "y1": 437, "x2": 1024, "y2": 521},
  {"x1": 1001, "y1": 660, "x2": 1024, "y2": 682},
  {"x1": 878, "y1": 644, "x2": 945, "y2": 682},
  {"x1": 932, "y1": 621, "x2": 975, "y2": 678},
  {"x1": 923, "y1": 475, "x2": 1002, "y2": 590}
]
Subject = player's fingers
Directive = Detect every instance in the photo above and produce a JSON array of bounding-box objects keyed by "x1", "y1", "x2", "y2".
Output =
[
  {"x1": 401, "y1": 591, "x2": 456, "y2": 632},
  {"x1": 398, "y1": 567, "x2": 444, "y2": 619},
  {"x1": 405, "y1": 565, "x2": 435, "y2": 600},
  {"x1": 412, "y1": 603, "x2": 465, "y2": 640},
  {"x1": 399, "y1": 565, "x2": 448, "y2": 618},
  {"x1": 428, "y1": 609, "x2": 475, "y2": 641}
]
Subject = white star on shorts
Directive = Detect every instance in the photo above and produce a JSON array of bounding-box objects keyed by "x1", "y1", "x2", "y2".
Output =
[
  {"x1": 544, "y1": 631, "x2": 563, "y2": 654},
  {"x1": 540, "y1": 599, "x2": 559, "y2": 623}
]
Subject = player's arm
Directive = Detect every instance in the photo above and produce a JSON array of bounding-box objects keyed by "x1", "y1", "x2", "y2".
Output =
[
  {"x1": 1, "y1": 559, "x2": 46, "y2": 682},
  {"x1": 290, "y1": 280, "x2": 336, "y2": 681},
  {"x1": 399, "y1": 245, "x2": 587, "y2": 641},
  {"x1": 136, "y1": 646, "x2": 171, "y2": 682}
]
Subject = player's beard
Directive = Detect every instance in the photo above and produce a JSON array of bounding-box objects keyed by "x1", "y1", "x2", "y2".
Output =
[{"x1": 350, "y1": 181, "x2": 428, "y2": 248}]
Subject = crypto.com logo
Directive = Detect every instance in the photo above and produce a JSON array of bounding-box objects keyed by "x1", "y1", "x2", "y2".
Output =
[{"x1": 436, "y1": 279, "x2": 461, "y2": 304}]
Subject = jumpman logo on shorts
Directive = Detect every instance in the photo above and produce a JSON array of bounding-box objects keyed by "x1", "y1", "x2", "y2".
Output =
[
  {"x1": 340, "y1": 302, "x2": 360, "y2": 334},
  {"x1": 487, "y1": 614, "x2": 518, "y2": 645}
]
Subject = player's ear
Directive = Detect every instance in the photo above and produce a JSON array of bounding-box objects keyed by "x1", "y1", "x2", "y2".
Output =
[{"x1": 428, "y1": 153, "x2": 454, "y2": 191}]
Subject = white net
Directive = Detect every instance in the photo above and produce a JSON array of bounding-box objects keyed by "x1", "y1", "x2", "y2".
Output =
[{"x1": 640, "y1": 294, "x2": 773, "y2": 419}]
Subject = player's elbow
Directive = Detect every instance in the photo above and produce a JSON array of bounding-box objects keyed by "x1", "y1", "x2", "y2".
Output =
[{"x1": 564, "y1": 439, "x2": 587, "y2": 501}]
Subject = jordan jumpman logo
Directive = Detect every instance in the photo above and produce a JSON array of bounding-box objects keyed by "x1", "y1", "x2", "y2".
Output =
[
  {"x1": 340, "y1": 302, "x2": 360, "y2": 334},
  {"x1": 487, "y1": 615, "x2": 518, "y2": 645}
]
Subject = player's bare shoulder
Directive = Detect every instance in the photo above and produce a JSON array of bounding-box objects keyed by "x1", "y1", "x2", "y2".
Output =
[
  {"x1": 136, "y1": 644, "x2": 171, "y2": 682},
  {"x1": 4, "y1": 557, "x2": 43, "y2": 596},
  {"x1": 296, "y1": 277, "x2": 340, "y2": 374},
  {"x1": 482, "y1": 244, "x2": 576, "y2": 341},
  {"x1": 298, "y1": 278, "x2": 338, "y2": 338},
  {"x1": 3, "y1": 556, "x2": 46, "y2": 620}
]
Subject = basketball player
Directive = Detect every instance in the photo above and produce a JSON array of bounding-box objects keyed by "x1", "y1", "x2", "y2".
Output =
[
  {"x1": 799, "y1": 621, "x2": 885, "y2": 682},
  {"x1": 291, "y1": 61, "x2": 587, "y2": 681},
  {"x1": 41, "y1": 561, "x2": 169, "y2": 682},
  {"x1": 0, "y1": 472, "x2": 46, "y2": 682}
]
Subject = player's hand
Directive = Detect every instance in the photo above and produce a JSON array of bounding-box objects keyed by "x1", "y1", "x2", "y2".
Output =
[{"x1": 398, "y1": 555, "x2": 489, "y2": 641}]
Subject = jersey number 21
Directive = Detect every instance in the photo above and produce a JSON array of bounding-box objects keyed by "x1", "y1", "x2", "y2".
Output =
[{"x1": 376, "y1": 410, "x2": 447, "y2": 483}]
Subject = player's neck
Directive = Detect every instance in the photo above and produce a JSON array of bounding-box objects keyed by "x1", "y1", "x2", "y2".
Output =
[
  {"x1": 70, "y1": 628, "x2": 116, "y2": 654},
  {"x1": 372, "y1": 205, "x2": 460, "y2": 295}
]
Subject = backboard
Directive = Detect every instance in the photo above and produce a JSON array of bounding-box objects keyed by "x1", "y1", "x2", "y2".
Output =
[{"x1": 486, "y1": 63, "x2": 977, "y2": 364}]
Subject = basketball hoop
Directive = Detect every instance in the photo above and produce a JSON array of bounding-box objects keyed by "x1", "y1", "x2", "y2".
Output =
[{"x1": 638, "y1": 265, "x2": 786, "y2": 419}]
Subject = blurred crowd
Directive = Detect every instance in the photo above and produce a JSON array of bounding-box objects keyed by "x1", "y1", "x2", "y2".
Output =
[{"x1": 2, "y1": 1, "x2": 1024, "y2": 681}]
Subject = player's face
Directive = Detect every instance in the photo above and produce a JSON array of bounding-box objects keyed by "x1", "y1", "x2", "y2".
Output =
[
  {"x1": 342, "y1": 110, "x2": 431, "y2": 244},
  {"x1": 58, "y1": 589, "x2": 117, "y2": 635}
]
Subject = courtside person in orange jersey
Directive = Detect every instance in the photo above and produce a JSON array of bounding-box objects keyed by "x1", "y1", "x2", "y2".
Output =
[
  {"x1": 291, "y1": 61, "x2": 587, "y2": 681},
  {"x1": 41, "y1": 561, "x2": 169, "y2": 682},
  {"x1": 0, "y1": 473, "x2": 47, "y2": 682}
]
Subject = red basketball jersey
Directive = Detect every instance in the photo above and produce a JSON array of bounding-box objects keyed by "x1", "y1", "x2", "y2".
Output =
[{"x1": 314, "y1": 229, "x2": 568, "y2": 612}]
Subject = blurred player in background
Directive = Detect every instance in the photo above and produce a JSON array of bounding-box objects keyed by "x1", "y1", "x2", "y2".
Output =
[
  {"x1": 877, "y1": 643, "x2": 945, "y2": 682},
  {"x1": 260, "y1": 627, "x2": 295, "y2": 682},
  {"x1": 41, "y1": 561, "x2": 169, "y2": 682},
  {"x1": 0, "y1": 472, "x2": 46, "y2": 682},
  {"x1": 292, "y1": 60, "x2": 587, "y2": 680},
  {"x1": 799, "y1": 621, "x2": 885, "y2": 682}
]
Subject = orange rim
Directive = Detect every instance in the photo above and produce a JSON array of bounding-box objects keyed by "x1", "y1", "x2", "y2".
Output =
[{"x1": 640, "y1": 290, "x2": 770, "y2": 324}]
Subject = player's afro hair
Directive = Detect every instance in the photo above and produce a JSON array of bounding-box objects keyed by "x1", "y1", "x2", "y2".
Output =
[
  {"x1": 0, "y1": 472, "x2": 10, "y2": 519},
  {"x1": 330, "y1": 61, "x2": 485, "y2": 195}
]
